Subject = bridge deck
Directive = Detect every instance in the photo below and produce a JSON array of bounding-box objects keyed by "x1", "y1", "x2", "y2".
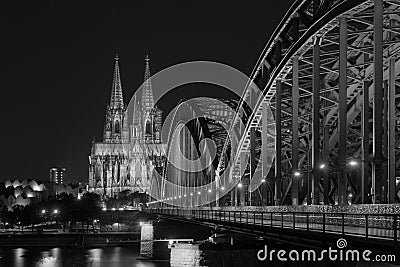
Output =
[{"x1": 147, "y1": 208, "x2": 399, "y2": 243}]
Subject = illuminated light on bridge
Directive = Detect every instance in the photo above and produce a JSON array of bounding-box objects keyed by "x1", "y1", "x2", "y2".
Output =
[{"x1": 348, "y1": 160, "x2": 358, "y2": 167}]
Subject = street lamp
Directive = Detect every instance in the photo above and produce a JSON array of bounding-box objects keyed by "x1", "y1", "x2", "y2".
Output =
[
  {"x1": 53, "y1": 209, "x2": 58, "y2": 214},
  {"x1": 319, "y1": 163, "x2": 326, "y2": 169},
  {"x1": 348, "y1": 160, "x2": 358, "y2": 166},
  {"x1": 293, "y1": 171, "x2": 301, "y2": 177},
  {"x1": 237, "y1": 182, "x2": 243, "y2": 188},
  {"x1": 41, "y1": 209, "x2": 46, "y2": 214}
]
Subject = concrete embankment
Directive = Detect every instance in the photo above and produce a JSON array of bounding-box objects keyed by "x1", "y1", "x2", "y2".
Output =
[{"x1": 0, "y1": 232, "x2": 140, "y2": 247}]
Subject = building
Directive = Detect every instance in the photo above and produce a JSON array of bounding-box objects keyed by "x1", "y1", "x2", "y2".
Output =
[
  {"x1": 88, "y1": 55, "x2": 166, "y2": 197},
  {"x1": 49, "y1": 167, "x2": 67, "y2": 184}
]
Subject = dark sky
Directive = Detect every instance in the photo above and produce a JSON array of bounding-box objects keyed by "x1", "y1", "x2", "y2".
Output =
[{"x1": 1, "y1": 1, "x2": 293, "y2": 183}]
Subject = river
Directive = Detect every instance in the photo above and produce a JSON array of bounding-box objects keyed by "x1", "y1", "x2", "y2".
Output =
[{"x1": 0, "y1": 220, "x2": 212, "y2": 267}]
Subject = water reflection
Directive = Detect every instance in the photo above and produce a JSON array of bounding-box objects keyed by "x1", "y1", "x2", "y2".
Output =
[
  {"x1": 0, "y1": 221, "x2": 212, "y2": 267},
  {"x1": 0, "y1": 246, "x2": 169, "y2": 267}
]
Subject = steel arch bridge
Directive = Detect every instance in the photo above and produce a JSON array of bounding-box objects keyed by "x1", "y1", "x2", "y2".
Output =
[{"x1": 151, "y1": 0, "x2": 400, "y2": 208}]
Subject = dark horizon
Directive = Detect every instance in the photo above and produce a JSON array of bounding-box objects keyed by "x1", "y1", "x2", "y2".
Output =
[{"x1": 1, "y1": 1, "x2": 293, "y2": 183}]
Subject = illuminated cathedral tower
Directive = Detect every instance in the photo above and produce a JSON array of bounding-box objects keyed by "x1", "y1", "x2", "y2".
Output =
[
  {"x1": 103, "y1": 54, "x2": 129, "y2": 144},
  {"x1": 88, "y1": 55, "x2": 165, "y2": 198}
]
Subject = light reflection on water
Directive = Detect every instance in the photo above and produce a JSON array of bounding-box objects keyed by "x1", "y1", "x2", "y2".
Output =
[{"x1": 0, "y1": 246, "x2": 169, "y2": 267}]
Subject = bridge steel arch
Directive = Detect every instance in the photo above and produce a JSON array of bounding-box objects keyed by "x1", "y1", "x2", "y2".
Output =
[
  {"x1": 157, "y1": 98, "x2": 237, "y2": 207},
  {"x1": 216, "y1": 0, "x2": 400, "y2": 207}
]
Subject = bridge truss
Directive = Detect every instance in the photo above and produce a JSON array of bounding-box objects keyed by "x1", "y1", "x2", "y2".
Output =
[{"x1": 152, "y1": 0, "x2": 400, "y2": 207}]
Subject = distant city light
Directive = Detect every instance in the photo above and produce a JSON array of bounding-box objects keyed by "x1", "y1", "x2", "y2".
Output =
[
  {"x1": 320, "y1": 164, "x2": 326, "y2": 169},
  {"x1": 237, "y1": 182, "x2": 243, "y2": 188},
  {"x1": 197, "y1": 191, "x2": 201, "y2": 195},
  {"x1": 294, "y1": 171, "x2": 301, "y2": 177},
  {"x1": 112, "y1": 208, "x2": 116, "y2": 211},
  {"x1": 221, "y1": 186, "x2": 225, "y2": 191},
  {"x1": 118, "y1": 208, "x2": 124, "y2": 211},
  {"x1": 53, "y1": 209, "x2": 58, "y2": 214},
  {"x1": 190, "y1": 193, "x2": 193, "y2": 196},
  {"x1": 102, "y1": 208, "x2": 107, "y2": 211},
  {"x1": 261, "y1": 179, "x2": 266, "y2": 183},
  {"x1": 208, "y1": 189, "x2": 212, "y2": 193},
  {"x1": 41, "y1": 209, "x2": 46, "y2": 214}
]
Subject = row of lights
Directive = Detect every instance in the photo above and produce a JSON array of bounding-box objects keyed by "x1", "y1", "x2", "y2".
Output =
[
  {"x1": 41, "y1": 209, "x2": 59, "y2": 214},
  {"x1": 149, "y1": 161, "x2": 359, "y2": 205},
  {"x1": 102, "y1": 207, "x2": 125, "y2": 211},
  {"x1": 293, "y1": 160, "x2": 358, "y2": 177},
  {"x1": 148, "y1": 182, "x2": 252, "y2": 205}
]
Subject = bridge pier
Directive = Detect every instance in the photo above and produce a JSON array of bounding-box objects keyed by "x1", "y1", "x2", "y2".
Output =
[{"x1": 139, "y1": 222, "x2": 154, "y2": 259}]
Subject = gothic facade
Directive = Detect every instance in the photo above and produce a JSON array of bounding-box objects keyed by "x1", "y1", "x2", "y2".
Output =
[{"x1": 88, "y1": 55, "x2": 165, "y2": 197}]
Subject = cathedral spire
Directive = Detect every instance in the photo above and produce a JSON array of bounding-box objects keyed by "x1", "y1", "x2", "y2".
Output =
[
  {"x1": 141, "y1": 54, "x2": 154, "y2": 113},
  {"x1": 110, "y1": 54, "x2": 124, "y2": 110}
]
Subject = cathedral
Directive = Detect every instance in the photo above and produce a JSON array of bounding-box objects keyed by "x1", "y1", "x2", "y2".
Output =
[{"x1": 88, "y1": 55, "x2": 166, "y2": 198}]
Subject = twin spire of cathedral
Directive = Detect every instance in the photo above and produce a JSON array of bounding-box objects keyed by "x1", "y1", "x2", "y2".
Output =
[
  {"x1": 110, "y1": 54, "x2": 124, "y2": 110},
  {"x1": 109, "y1": 53, "x2": 154, "y2": 112},
  {"x1": 103, "y1": 54, "x2": 162, "y2": 144}
]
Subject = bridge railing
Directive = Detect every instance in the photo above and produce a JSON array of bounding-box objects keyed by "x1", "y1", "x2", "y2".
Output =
[{"x1": 146, "y1": 208, "x2": 399, "y2": 243}]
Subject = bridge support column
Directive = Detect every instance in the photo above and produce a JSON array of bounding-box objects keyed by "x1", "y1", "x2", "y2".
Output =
[
  {"x1": 275, "y1": 80, "x2": 282, "y2": 205},
  {"x1": 383, "y1": 81, "x2": 388, "y2": 203},
  {"x1": 262, "y1": 103, "x2": 273, "y2": 206},
  {"x1": 231, "y1": 188, "x2": 237, "y2": 207},
  {"x1": 361, "y1": 69, "x2": 370, "y2": 204},
  {"x1": 388, "y1": 57, "x2": 396, "y2": 203},
  {"x1": 240, "y1": 152, "x2": 247, "y2": 206},
  {"x1": 312, "y1": 36, "x2": 321, "y2": 205},
  {"x1": 338, "y1": 16, "x2": 348, "y2": 205},
  {"x1": 250, "y1": 127, "x2": 256, "y2": 206},
  {"x1": 323, "y1": 126, "x2": 330, "y2": 204},
  {"x1": 291, "y1": 56, "x2": 299, "y2": 205},
  {"x1": 372, "y1": 0, "x2": 383, "y2": 204}
]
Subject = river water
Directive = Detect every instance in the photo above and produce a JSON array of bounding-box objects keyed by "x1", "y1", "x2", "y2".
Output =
[
  {"x1": 0, "y1": 221, "x2": 212, "y2": 267},
  {"x1": 0, "y1": 246, "x2": 170, "y2": 267}
]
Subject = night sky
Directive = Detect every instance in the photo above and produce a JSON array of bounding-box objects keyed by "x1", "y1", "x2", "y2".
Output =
[{"x1": 1, "y1": 1, "x2": 293, "y2": 183}]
